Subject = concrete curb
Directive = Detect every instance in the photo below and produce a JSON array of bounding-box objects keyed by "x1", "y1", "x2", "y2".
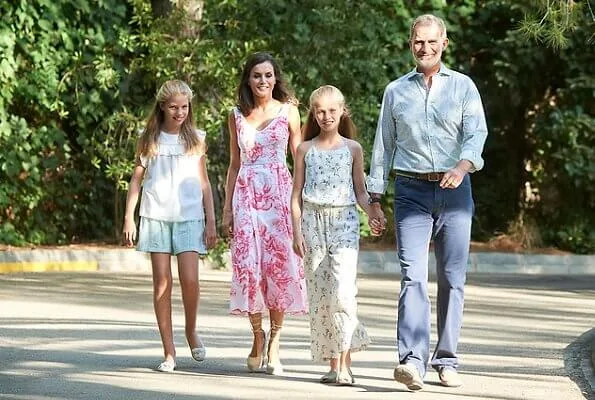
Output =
[
  {"x1": 0, "y1": 248, "x2": 221, "y2": 274},
  {"x1": 1, "y1": 248, "x2": 594, "y2": 274},
  {"x1": 358, "y1": 250, "x2": 595, "y2": 275}
]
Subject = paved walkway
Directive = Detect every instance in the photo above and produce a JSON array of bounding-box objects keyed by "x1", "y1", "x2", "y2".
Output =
[{"x1": 1, "y1": 269, "x2": 593, "y2": 399}]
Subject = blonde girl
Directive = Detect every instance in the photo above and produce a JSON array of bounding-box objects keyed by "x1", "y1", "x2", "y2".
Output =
[
  {"x1": 291, "y1": 85, "x2": 384, "y2": 385},
  {"x1": 122, "y1": 80, "x2": 217, "y2": 372}
]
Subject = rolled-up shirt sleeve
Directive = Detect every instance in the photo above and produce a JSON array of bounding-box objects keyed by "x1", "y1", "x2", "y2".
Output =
[
  {"x1": 460, "y1": 79, "x2": 488, "y2": 172},
  {"x1": 366, "y1": 85, "x2": 397, "y2": 194}
]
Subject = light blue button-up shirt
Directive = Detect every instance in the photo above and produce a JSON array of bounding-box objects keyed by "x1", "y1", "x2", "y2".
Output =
[{"x1": 366, "y1": 64, "x2": 488, "y2": 194}]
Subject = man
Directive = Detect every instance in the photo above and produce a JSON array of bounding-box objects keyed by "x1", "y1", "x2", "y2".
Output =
[{"x1": 366, "y1": 14, "x2": 488, "y2": 391}]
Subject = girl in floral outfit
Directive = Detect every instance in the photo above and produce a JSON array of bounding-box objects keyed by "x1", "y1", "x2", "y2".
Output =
[{"x1": 291, "y1": 85, "x2": 385, "y2": 385}]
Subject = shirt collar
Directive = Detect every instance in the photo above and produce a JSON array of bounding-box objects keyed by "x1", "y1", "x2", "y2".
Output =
[{"x1": 407, "y1": 62, "x2": 451, "y2": 80}]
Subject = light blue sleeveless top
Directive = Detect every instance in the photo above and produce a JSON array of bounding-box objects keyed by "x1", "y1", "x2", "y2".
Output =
[{"x1": 302, "y1": 139, "x2": 356, "y2": 206}]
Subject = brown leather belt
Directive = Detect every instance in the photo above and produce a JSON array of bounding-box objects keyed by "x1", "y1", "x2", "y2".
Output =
[{"x1": 395, "y1": 170, "x2": 445, "y2": 182}]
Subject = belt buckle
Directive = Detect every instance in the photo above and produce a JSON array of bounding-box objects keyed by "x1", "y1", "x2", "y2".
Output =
[{"x1": 428, "y1": 172, "x2": 441, "y2": 182}]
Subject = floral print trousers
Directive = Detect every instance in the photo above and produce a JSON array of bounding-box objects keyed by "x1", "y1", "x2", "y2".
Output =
[{"x1": 301, "y1": 202, "x2": 370, "y2": 362}]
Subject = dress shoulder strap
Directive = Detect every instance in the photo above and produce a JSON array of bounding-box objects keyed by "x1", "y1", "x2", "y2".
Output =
[{"x1": 281, "y1": 102, "x2": 292, "y2": 117}]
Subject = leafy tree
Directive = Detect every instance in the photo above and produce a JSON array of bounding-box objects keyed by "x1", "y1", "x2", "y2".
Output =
[
  {"x1": 455, "y1": 0, "x2": 595, "y2": 252},
  {"x1": 1, "y1": 0, "x2": 593, "y2": 253},
  {"x1": 0, "y1": 0, "x2": 131, "y2": 244},
  {"x1": 517, "y1": 0, "x2": 595, "y2": 49}
]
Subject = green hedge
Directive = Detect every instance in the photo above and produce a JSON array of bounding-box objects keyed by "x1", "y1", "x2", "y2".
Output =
[{"x1": 1, "y1": 0, "x2": 593, "y2": 253}]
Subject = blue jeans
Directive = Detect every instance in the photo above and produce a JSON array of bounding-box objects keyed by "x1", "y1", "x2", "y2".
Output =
[{"x1": 393, "y1": 175, "x2": 474, "y2": 376}]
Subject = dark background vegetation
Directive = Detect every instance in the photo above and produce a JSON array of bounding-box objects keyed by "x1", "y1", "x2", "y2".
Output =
[{"x1": 1, "y1": 0, "x2": 593, "y2": 253}]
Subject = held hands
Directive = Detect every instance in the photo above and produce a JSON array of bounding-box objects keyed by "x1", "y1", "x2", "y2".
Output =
[
  {"x1": 440, "y1": 166, "x2": 467, "y2": 189},
  {"x1": 222, "y1": 208, "x2": 234, "y2": 237},
  {"x1": 367, "y1": 204, "x2": 386, "y2": 237}
]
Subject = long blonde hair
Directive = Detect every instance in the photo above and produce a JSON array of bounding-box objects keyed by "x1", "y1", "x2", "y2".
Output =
[
  {"x1": 302, "y1": 85, "x2": 357, "y2": 141},
  {"x1": 136, "y1": 80, "x2": 205, "y2": 158}
]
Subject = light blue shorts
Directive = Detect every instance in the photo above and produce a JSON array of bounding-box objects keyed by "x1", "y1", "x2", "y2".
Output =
[{"x1": 137, "y1": 217, "x2": 207, "y2": 255}]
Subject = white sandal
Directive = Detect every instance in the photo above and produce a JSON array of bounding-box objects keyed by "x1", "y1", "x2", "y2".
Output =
[
  {"x1": 191, "y1": 338, "x2": 206, "y2": 362},
  {"x1": 336, "y1": 369, "x2": 353, "y2": 386},
  {"x1": 156, "y1": 359, "x2": 176, "y2": 372}
]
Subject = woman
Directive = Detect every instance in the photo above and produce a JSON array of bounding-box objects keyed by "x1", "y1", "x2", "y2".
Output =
[{"x1": 223, "y1": 52, "x2": 308, "y2": 375}]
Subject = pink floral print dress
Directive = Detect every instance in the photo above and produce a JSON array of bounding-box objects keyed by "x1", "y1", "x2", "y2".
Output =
[{"x1": 229, "y1": 104, "x2": 308, "y2": 315}]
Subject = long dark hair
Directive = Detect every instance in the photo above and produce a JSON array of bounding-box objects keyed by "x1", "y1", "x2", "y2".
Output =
[
  {"x1": 237, "y1": 52, "x2": 296, "y2": 116},
  {"x1": 302, "y1": 85, "x2": 357, "y2": 141}
]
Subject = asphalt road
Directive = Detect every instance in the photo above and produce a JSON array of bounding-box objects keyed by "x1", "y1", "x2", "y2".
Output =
[{"x1": 1, "y1": 270, "x2": 593, "y2": 400}]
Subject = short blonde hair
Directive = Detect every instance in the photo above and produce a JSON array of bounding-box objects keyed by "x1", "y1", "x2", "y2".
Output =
[{"x1": 409, "y1": 14, "x2": 447, "y2": 40}]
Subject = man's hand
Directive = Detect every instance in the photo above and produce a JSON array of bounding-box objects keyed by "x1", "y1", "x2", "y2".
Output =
[
  {"x1": 440, "y1": 158, "x2": 475, "y2": 189},
  {"x1": 440, "y1": 167, "x2": 466, "y2": 189}
]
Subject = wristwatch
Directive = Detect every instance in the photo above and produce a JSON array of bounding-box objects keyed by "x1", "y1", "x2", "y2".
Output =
[{"x1": 368, "y1": 197, "x2": 381, "y2": 205}]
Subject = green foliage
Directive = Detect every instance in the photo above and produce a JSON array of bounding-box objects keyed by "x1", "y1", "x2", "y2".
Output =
[
  {"x1": 0, "y1": 0, "x2": 130, "y2": 244},
  {"x1": 457, "y1": 0, "x2": 595, "y2": 252},
  {"x1": 1, "y1": 0, "x2": 593, "y2": 254},
  {"x1": 204, "y1": 0, "x2": 416, "y2": 153},
  {"x1": 205, "y1": 239, "x2": 230, "y2": 270},
  {"x1": 517, "y1": 0, "x2": 594, "y2": 50},
  {"x1": 531, "y1": 107, "x2": 595, "y2": 253}
]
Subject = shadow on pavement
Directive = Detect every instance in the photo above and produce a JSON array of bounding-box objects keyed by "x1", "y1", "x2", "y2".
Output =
[{"x1": 1, "y1": 271, "x2": 592, "y2": 399}]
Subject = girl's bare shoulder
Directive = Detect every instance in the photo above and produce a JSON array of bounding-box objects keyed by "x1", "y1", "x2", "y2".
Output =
[
  {"x1": 344, "y1": 138, "x2": 363, "y2": 153},
  {"x1": 286, "y1": 102, "x2": 300, "y2": 118},
  {"x1": 297, "y1": 139, "x2": 314, "y2": 154}
]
